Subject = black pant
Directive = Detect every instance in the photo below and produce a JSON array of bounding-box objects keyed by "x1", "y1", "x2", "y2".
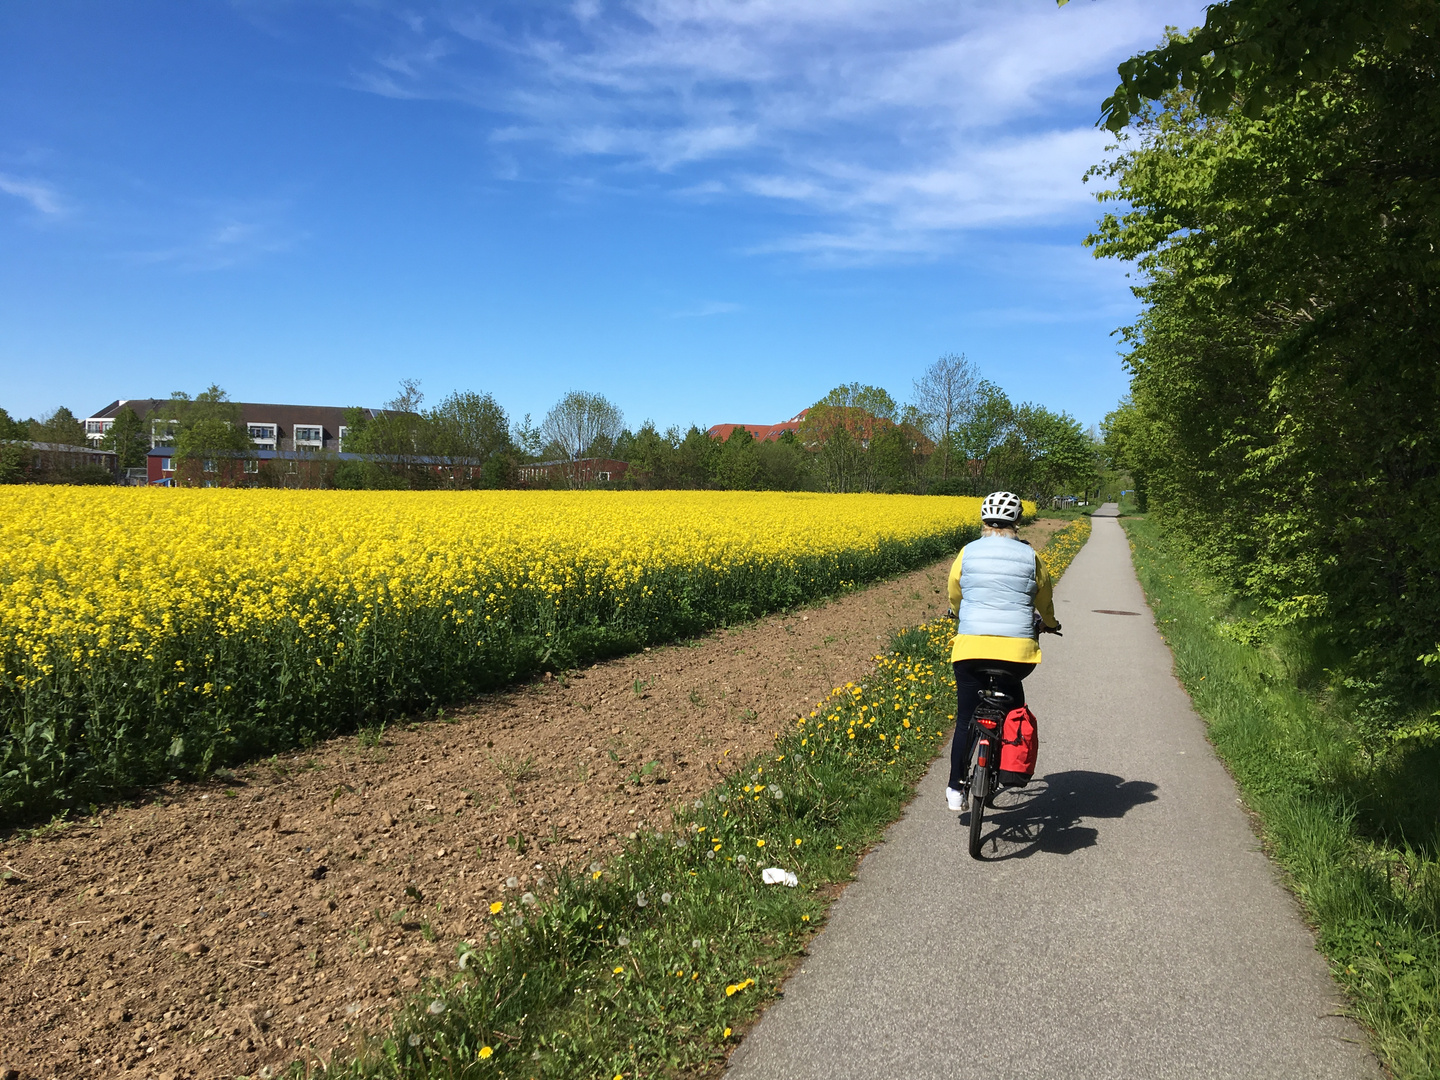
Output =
[{"x1": 948, "y1": 659, "x2": 1035, "y2": 789}]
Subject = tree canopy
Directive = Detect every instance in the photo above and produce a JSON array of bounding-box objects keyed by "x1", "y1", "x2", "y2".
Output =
[{"x1": 1088, "y1": 18, "x2": 1440, "y2": 696}]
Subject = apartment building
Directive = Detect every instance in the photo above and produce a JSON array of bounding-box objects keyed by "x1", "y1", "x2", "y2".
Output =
[{"x1": 84, "y1": 399, "x2": 385, "y2": 453}]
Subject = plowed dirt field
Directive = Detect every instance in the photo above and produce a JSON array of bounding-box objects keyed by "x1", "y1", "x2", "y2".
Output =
[{"x1": 0, "y1": 549, "x2": 978, "y2": 1079}]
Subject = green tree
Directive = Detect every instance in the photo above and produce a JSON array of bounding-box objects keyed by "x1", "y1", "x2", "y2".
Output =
[
  {"x1": 540, "y1": 391, "x2": 624, "y2": 487},
  {"x1": 912, "y1": 353, "x2": 978, "y2": 481},
  {"x1": 340, "y1": 380, "x2": 433, "y2": 488},
  {"x1": 30, "y1": 407, "x2": 86, "y2": 447},
  {"x1": 714, "y1": 426, "x2": 762, "y2": 490},
  {"x1": 676, "y1": 426, "x2": 719, "y2": 488},
  {"x1": 799, "y1": 383, "x2": 903, "y2": 492},
  {"x1": 1087, "y1": 39, "x2": 1440, "y2": 695},
  {"x1": 1092, "y1": 0, "x2": 1436, "y2": 130},
  {"x1": 422, "y1": 390, "x2": 513, "y2": 486},
  {"x1": 0, "y1": 408, "x2": 29, "y2": 441},
  {"x1": 1101, "y1": 397, "x2": 1148, "y2": 510},
  {"x1": 618, "y1": 422, "x2": 680, "y2": 487},
  {"x1": 0, "y1": 442, "x2": 21, "y2": 484},
  {"x1": 101, "y1": 407, "x2": 149, "y2": 471},
  {"x1": 754, "y1": 431, "x2": 812, "y2": 491},
  {"x1": 169, "y1": 386, "x2": 253, "y2": 485}
]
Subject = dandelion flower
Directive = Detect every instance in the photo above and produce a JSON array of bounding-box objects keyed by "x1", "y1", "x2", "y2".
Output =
[
  {"x1": 489, "y1": 901, "x2": 504, "y2": 914},
  {"x1": 478, "y1": 1046, "x2": 493, "y2": 1059}
]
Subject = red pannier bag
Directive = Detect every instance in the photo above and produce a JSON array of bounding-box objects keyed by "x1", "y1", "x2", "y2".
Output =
[{"x1": 997, "y1": 705, "x2": 1038, "y2": 786}]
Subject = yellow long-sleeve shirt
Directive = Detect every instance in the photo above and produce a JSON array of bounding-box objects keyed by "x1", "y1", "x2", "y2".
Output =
[{"x1": 946, "y1": 544, "x2": 1057, "y2": 664}]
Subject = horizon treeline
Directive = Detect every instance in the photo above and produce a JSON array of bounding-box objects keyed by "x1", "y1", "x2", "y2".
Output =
[{"x1": 1, "y1": 355, "x2": 1112, "y2": 502}]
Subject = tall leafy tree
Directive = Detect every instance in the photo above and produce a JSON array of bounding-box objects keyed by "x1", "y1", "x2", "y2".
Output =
[
  {"x1": 30, "y1": 407, "x2": 86, "y2": 447},
  {"x1": 799, "y1": 383, "x2": 901, "y2": 492},
  {"x1": 426, "y1": 390, "x2": 512, "y2": 475},
  {"x1": 0, "y1": 408, "x2": 29, "y2": 441},
  {"x1": 169, "y1": 386, "x2": 253, "y2": 485},
  {"x1": 912, "y1": 353, "x2": 978, "y2": 480},
  {"x1": 1088, "y1": 23, "x2": 1440, "y2": 694},
  {"x1": 540, "y1": 391, "x2": 624, "y2": 487},
  {"x1": 101, "y1": 407, "x2": 149, "y2": 471}
]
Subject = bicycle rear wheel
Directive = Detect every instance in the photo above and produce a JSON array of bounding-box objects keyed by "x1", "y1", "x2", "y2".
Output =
[{"x1": 967, "y1": 762, "x2": 988, "y2": 859}]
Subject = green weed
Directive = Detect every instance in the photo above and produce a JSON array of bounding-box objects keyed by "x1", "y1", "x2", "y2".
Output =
[
  {"x1": 284, "y1": 619, "x2": 960, "y2": 1080},
  {"x1": 1124, "y1": 517, "x2": 1440, "y2": 1077}
]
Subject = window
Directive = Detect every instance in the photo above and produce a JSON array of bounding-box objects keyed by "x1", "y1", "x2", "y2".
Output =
[
  {"x1": 337, "y1": 425, "x2": 349, "y2": 451},
  {"x1": 244, "y1": 459, "x2": 259, "y2": 473},
  {"x1": 85, "y1": 419, "x2": 113, "y2": 436},
  {"x1": 294, "y1": 425, "x2": 323, "y2": 445},
  {"x1": 247, "y1": 423, "x2": 277, "y2": 444},
  {"x1": 151, "y1": 420, "x2": 178, "y2": 448},
  {"x1": 203, "y1": 459, "x2": 217, "y2": 473},
  {"x1": 160, "y1": 457, "x2": 173, "y2": 471},
  {"x1": 597, "y1": 471, "x2": 611, "y2": 482}
]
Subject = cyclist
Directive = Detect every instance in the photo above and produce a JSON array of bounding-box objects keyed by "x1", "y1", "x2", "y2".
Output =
[{"x1": 944, "y1": 491, "x2": 1060, "y2": 812}]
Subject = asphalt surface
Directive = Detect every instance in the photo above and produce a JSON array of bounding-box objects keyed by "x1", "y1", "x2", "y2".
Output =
[{"x1": 727, "y1": 507, "x2": 1379, "y2": 1080}]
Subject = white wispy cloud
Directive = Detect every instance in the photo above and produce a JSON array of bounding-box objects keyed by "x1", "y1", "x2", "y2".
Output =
[
  {"x1": 346, "y1": 0, "x2": 1206, "y2": 256},
  {"x1": 125, "y1": 202, "x2": 301, "y2": 271},
  {"x1": 0, "y1": 173, "x2": 68, "y2": 216}
]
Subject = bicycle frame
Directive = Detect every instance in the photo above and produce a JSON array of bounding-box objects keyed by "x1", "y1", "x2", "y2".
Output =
[{"x1": 968, "y1": 671, "x2": 1021, "y2": 799}]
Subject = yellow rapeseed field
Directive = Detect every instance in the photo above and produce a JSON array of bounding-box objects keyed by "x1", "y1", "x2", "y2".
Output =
[{"x1": 0, "y1": 488, "x2": 992, "y2": 818}]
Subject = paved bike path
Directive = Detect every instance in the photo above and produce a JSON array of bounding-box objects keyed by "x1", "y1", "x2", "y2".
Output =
[{"x1": 727, "y1": 510, "x2": 1379, "y2": 1080}]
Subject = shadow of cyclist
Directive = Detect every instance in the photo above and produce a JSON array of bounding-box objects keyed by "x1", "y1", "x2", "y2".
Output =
[{"x1": 966, "y1": 770, "x2": 1158, "y2": 860}]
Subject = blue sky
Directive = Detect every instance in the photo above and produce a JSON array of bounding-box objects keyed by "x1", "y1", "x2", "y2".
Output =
[{"x1": 0, "y1": 0, "x2": 1206, "y2": 433}]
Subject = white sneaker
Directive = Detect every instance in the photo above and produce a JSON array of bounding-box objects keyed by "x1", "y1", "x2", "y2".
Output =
[{"x1": 946, "y1": 786, "x2": 967, "y2": 812}]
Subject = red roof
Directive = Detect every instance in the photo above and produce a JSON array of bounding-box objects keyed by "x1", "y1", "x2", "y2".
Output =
[{"x1": 707, "y1": 409, "x2": 808, "y2": 443}]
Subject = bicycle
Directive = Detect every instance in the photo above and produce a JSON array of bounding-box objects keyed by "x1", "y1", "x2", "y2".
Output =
[
  {"x1": 961, "y1": 623, "x2": 1061, "y2": 860},
  {"x1": 962, "y1": 668, "x2": 1022, "y2": 859}
]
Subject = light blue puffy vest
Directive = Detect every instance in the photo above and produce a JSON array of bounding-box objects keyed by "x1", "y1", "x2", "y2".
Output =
[{"x1": 956, "y1": 535, "x2": 1037, "y2": 638}]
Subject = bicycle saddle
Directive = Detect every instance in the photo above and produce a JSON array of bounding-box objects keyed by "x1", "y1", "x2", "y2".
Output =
[{"x1": 973, "y1": 668, "x2": 1023, "y2": 705}]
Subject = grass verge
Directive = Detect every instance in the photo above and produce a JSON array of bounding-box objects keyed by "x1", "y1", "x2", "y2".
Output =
[
  {"x1": 285, "y1": 518, "x2": 1096, "y2": 1080},
  {"x1": 295, "y1": 620, "x2": 958, "y2": 1080},
  {"x1": 1122, "y1": 516, "x2": 1440, "y2": 1078}
]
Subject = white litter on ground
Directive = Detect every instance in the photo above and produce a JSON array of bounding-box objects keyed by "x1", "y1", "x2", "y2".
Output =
[{"x1": 761, "y1": 867, "x2": 799, "y2": 887}]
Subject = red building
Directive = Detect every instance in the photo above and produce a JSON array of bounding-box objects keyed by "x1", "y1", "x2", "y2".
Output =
[
  {"x1": 706, "y1": 409, "x2": 808, "y2": 443},
  {"x1": 515, "y1": 457, "x2": 630, "y2": 486}
]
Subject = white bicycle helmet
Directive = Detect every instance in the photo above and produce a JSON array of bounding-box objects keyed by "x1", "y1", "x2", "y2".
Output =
[{"x1": 980, "y1": 490, "x2": 1023, "y2": 525}]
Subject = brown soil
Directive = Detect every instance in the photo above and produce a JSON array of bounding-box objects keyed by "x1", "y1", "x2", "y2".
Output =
[
  {"x1": 0, "y1": 557, "x2": 954, "y2": 1080},
  {"x1": 1018, "y1": 516, "x2": 1073, "y2": 549}
]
